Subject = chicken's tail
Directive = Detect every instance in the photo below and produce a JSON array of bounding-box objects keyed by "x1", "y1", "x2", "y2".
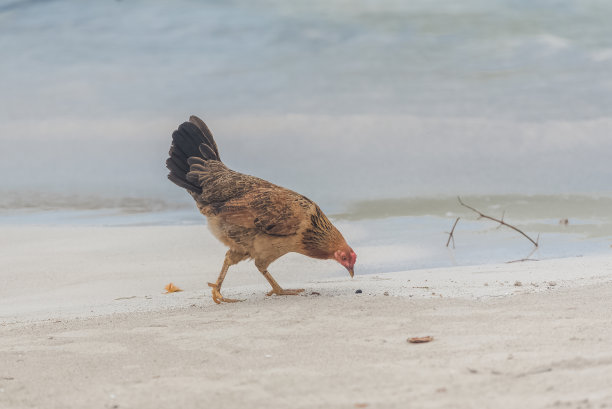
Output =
[{"x1": 166, "y1": 115, "x2": 221, "y2": 195}]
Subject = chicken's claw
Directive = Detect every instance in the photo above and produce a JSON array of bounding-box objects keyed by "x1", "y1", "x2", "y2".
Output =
[
  {"x1": 208, "y1": 282, "x2": 242, "y2": 304},
  {"x1": 266, "y1": 288, "x2": 305, "y2": 297}
]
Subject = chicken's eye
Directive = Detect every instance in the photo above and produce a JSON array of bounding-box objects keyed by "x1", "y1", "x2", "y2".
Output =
[{"x1": 342, "y1": 255, "x2": 347, "y2": 261}]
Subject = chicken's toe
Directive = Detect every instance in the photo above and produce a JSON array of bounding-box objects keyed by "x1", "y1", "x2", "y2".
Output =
[
  {"x1": 208, "y1": 283, "x2": 243, "y2": 304},
  {"x1": 266, "y1": 288, "x2": 305, "y2": 297}
]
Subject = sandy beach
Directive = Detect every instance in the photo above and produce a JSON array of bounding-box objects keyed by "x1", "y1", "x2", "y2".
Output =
[
  {"x1": 4, "y1": 0, "x2": 612, "y2": 407},
  {"x1": 2, "y1": 225, "x2": 612, "y2": 408}
]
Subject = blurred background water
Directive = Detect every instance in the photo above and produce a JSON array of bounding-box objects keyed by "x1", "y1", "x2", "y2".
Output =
[{"x1": 1, "y1": 0, "x2": 611, "y2": 268}]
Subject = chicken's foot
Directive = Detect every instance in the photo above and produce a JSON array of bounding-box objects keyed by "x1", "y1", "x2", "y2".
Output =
[
  {"x1": 266, "y1": 287, "x2": 305, "y2": 297},
  {"x1": 207, "y1": 282, "x2": 242, "y2": 304},
  {"x1": 260, "y1": 269, "x2": 304, "y2": 297},
  {"x1": 208, "y1": 250, "x2": 247, "y2": 304}
]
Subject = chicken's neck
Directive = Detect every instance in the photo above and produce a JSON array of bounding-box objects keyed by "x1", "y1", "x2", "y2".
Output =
[{"x1": 300, "y1": 206, "x2": 347, "y2": 260}]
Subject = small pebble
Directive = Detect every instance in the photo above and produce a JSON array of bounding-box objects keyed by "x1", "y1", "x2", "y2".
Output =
[
  {"x1": 383, "y1": 291, "x2": 389, "y2": 296},
  {"x1": 355, "y1": 289, "x2": 362, "y2": 294},
  {"x1": 514, "y1": 281, "x2": 522, "y2": 287},
  {"x1": 548, "y1": 281, "x2": 557, "y2": 287}
]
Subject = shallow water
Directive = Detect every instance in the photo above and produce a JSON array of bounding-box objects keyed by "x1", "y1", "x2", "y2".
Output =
[{"x1": 2, "y1": 194, "x2": 610, "y2": 273}]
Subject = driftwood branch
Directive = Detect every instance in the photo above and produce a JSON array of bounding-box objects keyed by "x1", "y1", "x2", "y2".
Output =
[
  {"x1": 445, "y1": 217, "x2": 460, "y2": 248},
  {"x1": 457, "y1": 196, "x2": 539, "y2": 247}
]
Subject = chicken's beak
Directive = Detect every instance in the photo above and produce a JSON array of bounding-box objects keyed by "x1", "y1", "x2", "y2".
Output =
[{"x1": 348, "y1": 267, "x2": 354, "y2": 278}]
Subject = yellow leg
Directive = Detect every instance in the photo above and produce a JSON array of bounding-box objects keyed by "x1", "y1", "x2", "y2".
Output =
[{"x1": 208, "y1": 250, "x2": 246, "y2": 304}]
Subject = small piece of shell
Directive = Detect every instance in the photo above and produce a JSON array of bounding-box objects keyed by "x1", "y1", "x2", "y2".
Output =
[
  {"x1": 164, "y1": 283, "x2": 183, "y2": 293},
  {"x1": 408, "y1": 336, "x2": 434, "y2": 344}
]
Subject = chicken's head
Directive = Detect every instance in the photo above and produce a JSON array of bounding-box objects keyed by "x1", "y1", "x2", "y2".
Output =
[{"x1": 334, "y1": 247, "x2": 357, "y2": 277}]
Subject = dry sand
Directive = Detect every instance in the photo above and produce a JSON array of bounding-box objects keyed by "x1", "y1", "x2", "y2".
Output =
[{"x1": 1, "y1": 225, "x2": 612, "y2": 408}]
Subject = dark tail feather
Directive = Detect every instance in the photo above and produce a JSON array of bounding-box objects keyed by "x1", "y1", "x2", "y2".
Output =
[
  {"x1": 166, "y1": 115, "x2": 221, "y2": 194},
  {"x1": 189, "y1": 115, "x2": 220, "y2": 159}
]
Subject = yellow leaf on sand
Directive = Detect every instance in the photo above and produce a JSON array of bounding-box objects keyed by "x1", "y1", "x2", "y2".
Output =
[{"x1": 164, "y1": 283, "x2": 183, "y2": 293}]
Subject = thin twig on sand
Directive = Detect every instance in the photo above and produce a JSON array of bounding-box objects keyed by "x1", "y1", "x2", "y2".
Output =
[
  {"x1": 506, "y1": 246, "x2": 540, "y2": 263},
  {"x1": 446, "y1": 217, "x2": 460, "y2": 248},
  {"x1": 457, "y1": 197, "x2": 539, "y2": 247},
  {"x1": 506, "y1": 258, "x2": 539, "y2": 264}
]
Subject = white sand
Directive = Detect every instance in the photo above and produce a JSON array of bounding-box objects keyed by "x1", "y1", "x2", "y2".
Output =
[{"x1": 1, "y1": 225, "x2": 612, "y2": 408}]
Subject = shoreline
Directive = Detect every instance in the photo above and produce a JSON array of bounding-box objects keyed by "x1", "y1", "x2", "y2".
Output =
[{"x1": 2, "y1": 236, "x2": 611, "y2": 324}]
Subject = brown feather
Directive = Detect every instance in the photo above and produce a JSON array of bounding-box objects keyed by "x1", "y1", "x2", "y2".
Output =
[{"x1": 167, "y1": 116, "x2": 350, "y2": 269}]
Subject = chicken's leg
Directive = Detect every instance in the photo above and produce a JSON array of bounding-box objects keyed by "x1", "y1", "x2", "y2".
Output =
[
  {"x1": 208, "y1": 250, "x2": 247, "y2": 304},
  {"x1": 255, "y1": 261, "x2": 304, "y2": 296}
]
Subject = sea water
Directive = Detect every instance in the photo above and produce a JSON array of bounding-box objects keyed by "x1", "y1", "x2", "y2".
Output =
[{"x1": 1, "y1": 0, "x2": 611, "y2": 271}]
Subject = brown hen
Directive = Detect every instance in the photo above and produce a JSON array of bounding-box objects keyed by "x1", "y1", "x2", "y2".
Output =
[{"x1": 166, "y1": 116, "x2": 356, "y2": 303}]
